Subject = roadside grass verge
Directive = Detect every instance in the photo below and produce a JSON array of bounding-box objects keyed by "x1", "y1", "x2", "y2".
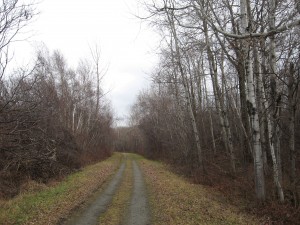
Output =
[
  {"x1": 99, "y1": 155, "x2": 133, "y2": 225},
  {"x1": 139, "y1": 158, "x2": 262, "y2": 225},
  {"x1": 0, "y1": 153, "x2": 123, "y2": 225}
]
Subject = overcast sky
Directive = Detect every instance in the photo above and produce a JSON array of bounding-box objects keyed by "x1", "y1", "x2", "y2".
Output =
[{"x1": 14, "y1": 0, "x2": 159, "y2": 126}]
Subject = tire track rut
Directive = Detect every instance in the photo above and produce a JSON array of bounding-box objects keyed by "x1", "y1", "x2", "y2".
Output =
[
  {"x1": 63, "y1": 154, "x2": 151, "y2": 225},
  {"x1": 64, "y1": 161, "x2": 126, "y2": 225},
  {"x1": 125, "y1": 160, "x2": 151, "y2": 225}
]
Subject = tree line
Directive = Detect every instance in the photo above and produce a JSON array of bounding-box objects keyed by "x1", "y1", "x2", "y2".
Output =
[
  {"x1": 0, "y1": 0, "x2": 114, "y2": 198},
  {"x1": 128, "y1": 0, "x2": 300, "y2": 205}
]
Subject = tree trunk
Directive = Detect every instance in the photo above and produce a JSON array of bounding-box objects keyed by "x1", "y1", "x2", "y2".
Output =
[
  {"x1": 267, "y1": 0, "x2": 284, "y2": 202},
  {"x1": 288, "y1": 62, "x2": 298, "y2": 206},
  {"x1": 204, "y1": 75, "x2": 217, "y2": 154},
  {"x1": 240, "y1": 0, "x2": 265, "y2": 201}
]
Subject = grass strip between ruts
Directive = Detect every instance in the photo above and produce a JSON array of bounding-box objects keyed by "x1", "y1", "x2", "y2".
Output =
[
  {"x1": 98, "y1": 155, "x2": 133, "y2": 225},
  {"x1": 0, "y1": 153, "x2": 123, "y2": 225}
]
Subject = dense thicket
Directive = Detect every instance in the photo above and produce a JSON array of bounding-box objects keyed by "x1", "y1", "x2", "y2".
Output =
[
  {"x1": 0, "y1": 1, "x2": 114, "y2": 198},
  {"x1": 0, "y1": 49, "x2": 113, "y2": 198},
  {"x1": 129, "y1": 0, "x2": 300, "y2": 208}
]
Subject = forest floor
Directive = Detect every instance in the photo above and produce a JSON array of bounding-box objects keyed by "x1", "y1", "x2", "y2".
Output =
[{"x1": 0, "y1": 153, "x2": 265, "y2": 225}]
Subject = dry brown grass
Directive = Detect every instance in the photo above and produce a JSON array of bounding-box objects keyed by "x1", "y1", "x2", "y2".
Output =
[{"x1": 139, "y1": 158, "x2": 263, "y2": 225}]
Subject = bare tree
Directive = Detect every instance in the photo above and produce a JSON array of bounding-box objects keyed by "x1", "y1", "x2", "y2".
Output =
[
  {"x1": 0, "y1": 0, "x2": 36, "y2": 79},
  {"x1": 134, "y1": 0, "x2": 300, "y2": 205}
]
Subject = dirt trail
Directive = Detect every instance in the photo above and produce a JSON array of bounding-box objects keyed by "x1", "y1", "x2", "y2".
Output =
[
  {"x1": 64, "y1": 161, "x2": 126, "y2": 225},
  {"x1": 125, "y1": 160, "x2": 151, "y2": 225},
  {"x1": 63, "y1": 155, "x2": 151, "y2": 225}
]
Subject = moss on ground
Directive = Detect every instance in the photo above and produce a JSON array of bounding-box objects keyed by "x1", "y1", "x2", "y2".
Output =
[
  {"x1": 138, "y1": 157, "x2": 262, "y2": 225},
  {"x1": 0, "y1": 153, "x2": 123, "y2": 225},
  {"x1": 99, "y1": 155, "x2": 133, "y2": 225}
]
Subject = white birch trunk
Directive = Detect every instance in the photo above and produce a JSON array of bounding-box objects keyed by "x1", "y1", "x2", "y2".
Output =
[
  {"x1": 72, "y1": 105, "x2": 76, "y2": 133},
  {"x1": 240, "y1": 0, "x2": 265, "y2": 200},
  {"x1": 76, "y1": 111, "x2": 82, "y2": 133},
  {"x1": 204, "y1": 76, "x2": 217, "y2": 154},
  {"x1": 268, "y1": 0, "x2": 284, "y2": 202},
  {"x1": 288, "y1": 62, "x2": 297, "y2": 205}
]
